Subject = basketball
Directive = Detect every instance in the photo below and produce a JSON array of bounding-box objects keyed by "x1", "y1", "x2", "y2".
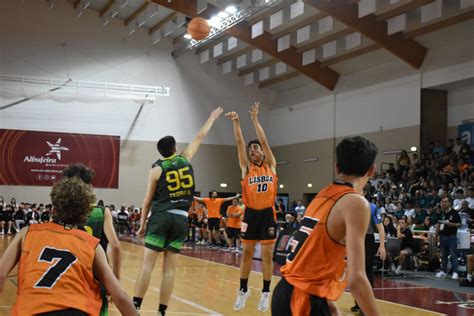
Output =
[{"x1": 188, "y1": 17, "x2": 210, "y2": 40}]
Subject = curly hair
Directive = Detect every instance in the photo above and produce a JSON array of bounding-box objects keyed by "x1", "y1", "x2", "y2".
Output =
[
  {"x1": 62, "y1": 163, "x2": 95, "y2": 184},
  {"x1": 50, "y1": 177, "x2": 96, "y2": 225}
]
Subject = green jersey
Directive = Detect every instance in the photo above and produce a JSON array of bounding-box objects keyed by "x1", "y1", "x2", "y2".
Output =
[
  {"x1": 151, "y1": 154, "x2": 195, "y2": 213},
  {"x1": 85, "y1": 205, "x2": 108, "y2": 251}
]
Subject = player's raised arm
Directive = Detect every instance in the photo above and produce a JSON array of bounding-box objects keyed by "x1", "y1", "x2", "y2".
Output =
[
  {"x1": 249, "y1": 102, "x2": 276, "y2": 173},
  {"x1": 226, "y1": 111, "x2": 248, "y2": 178},
  {"x1": 182, "y1": 107, "x2": 224, "y2": 161}
]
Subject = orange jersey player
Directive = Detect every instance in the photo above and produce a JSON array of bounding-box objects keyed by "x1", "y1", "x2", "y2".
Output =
[
  {"x1": 272, "y1": 136, "x2": 381, "y2": 316},
  {"x1": 0, "y1": 177, "x2": 136, "y2": 316},
  {"x1": 226, "y1": 101, "x2": 277, "y2": 312}
]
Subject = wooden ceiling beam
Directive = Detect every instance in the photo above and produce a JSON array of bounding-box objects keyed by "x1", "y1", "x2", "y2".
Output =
[
  {"x1": 149, "y1": 12, "x2": 177, "y2": 35},
  {"x1": 217, "y1": 46, "x2": 254, "y2": 65},
  {"x1": 305, "y1": 0, "x2": 427, "y2": 69},
  {"x1": 248, "y1": 0, "x2": 293, "y2": 24},
  {"x1": 239, "y1": 59, "x2": 279, "y2": 76},
  {"x1": 99, "y1": 0, "x2": 115, "y2": 17},
  {"x1": 125, "y1": 1, "x2": 149, "y2": 26},
  {"x1": 320, "y1": 43, "x2": 379, "y2": 67},
  {"x1": 195, "y1": 35, "x2": 229, "y2": 54},
  {"x1": 376, "y1": 0, "x2": 435, "y2": 21},
  {"x1": 152, "y1": 0, "x2": 340, "y2": 90},
  {"x1": 405, "y1": 9, "x2": 474, "y2": 38},
  {"x1": 270, "y1": 12, "x2": 327, "y2": 40},
  {"x1": 259, "y1": 71, "x2": 300, "y2": 88},
  {"x1": 296, "y1": 28, "x2": 353, "y2": 53}
]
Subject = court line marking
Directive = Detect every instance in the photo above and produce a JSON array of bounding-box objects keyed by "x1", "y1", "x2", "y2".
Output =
[
  {"x1": 373, "y1": 286, "x2": 430, "y2": 290},
  {"x1": 121, "y1": 242, "x2": 445, "y2": 315},
  {"x1": 123, "y1": 277, "x2": 223, "y2": 316},
  {"x1": 108, "y1": 307, "x2": 213, "y2": 315}
]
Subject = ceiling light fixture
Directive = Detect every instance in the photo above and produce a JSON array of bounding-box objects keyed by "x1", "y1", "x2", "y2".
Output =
[
  {"x1": 220, "y1": 183, "x2": 228, "y2": 188},
  {"x1": 218, "y1": 11, "x2": 229, "y2": 19},
  {"x1": 307, "y1": 183, "x2": 313, "y2": 188},
  {"x1": 410, "y1": 146, "x2": 417, "y2": 152},
  {"x1": 225, "y1": 5, "x2": 237, "y2": 14}
]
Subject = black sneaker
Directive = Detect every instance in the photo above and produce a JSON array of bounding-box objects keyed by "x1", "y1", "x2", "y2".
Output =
[
  {"x1": 350, "y1": 305, "x2": 360, "y2": 312},
  {"x1": 459, "y1": 278, "x2": 474, "y2": 287}
]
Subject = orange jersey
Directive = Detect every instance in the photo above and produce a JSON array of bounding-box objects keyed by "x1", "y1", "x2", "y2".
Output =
[
  {"x1": 202, "y1": 197, "x2": 225, "y2": 218},
  {"x1": 281, "y1": 182, "x2": 356, "y2": 301},
  {"x1": 226, "y1": 205, "x2": 243, "y2": 228},
  {"x1": 13, "y1": 222, "x2": 102, "y2": 316},
  {"x1": 242, "y1": 162, "x2": 277, "y2": 210}
]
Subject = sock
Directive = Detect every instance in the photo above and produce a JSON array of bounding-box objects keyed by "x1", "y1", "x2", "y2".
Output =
[
  {"x1": 133, "y1": 297, "x2": 143, "y2": 309},
  {"x1": 159, "y1": 304, "x2": 167, "y2": 316},
  {"x1": 263, "y1": 280, "x2": 271, "y2": 293},
  {"x1": 467, "y1": 275, "x2": 472, "y2": 282},
  {"x1": 240, "y1": 278, "x2": 248, "y2": 292}
]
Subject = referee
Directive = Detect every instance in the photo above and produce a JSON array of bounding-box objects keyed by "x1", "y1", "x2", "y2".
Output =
[{"x1": 351, "y1": 201, "x2": 386, "y2": 314}]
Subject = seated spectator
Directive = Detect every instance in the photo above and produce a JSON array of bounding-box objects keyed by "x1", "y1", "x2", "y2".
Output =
[
  {"x1": 383, "y1": 216, "x2": 397, "y2": 237},
  {"x1": 453, "y1": 138, "x2": 463, "y2": 156},
  {"x1": 453, "y1": 189, "x2": 465, "y2": 211},
  {"x1": 394, "y1": 202, "x2": 404, "y2": 219},
  {"x1": 413, "y1": 203, "x2": 428, "y2": 225},
  {"x1": 406, "y1": 216, "x2": 416, "y2": 231},
  {"x1": 432, "y1": 141, "x2": 446, "y2": 156},
  {"x1": 394, "y1": 218, "x2": 414, "y2": 275},
  {"x1": 404, "y1": 202, "x2": 415, "y2": 218},
  {"x1": 375, "y1": 200, "x2": 386, "y2": 215},
  {"x1": 467, "y1": 187, "x2": 474, "y2": 209}
]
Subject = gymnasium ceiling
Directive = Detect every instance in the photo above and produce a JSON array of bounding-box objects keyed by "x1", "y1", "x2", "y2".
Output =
[{"x1": 62, "y1": 0, "x2": 473, "y2": 91}]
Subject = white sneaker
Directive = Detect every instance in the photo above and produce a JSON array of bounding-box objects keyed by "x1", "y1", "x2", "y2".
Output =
[
  {"x1": 234, "y1": 289, "x2": 251, "y2": 311},
  {"x1": 452, "y1": 272, "x2": 459, "y2": 280},
  {"x1": 395, "y1": 266, "x2": 402, "y2": 275},
  {"x1": 257, "y1": 292, "x2": 270, "y2": 312},
  {"x1": 436, "y1": 271, "x2": 447, "y2": 278}
]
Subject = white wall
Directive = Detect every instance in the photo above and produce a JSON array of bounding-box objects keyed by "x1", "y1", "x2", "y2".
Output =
[
  {"x1": 0, "y1": 0, "x2": 275, "y2": 145},
  {"x1": 268, "y1": 75, "x2": 421, "y2": 146},
  {"x1": 447, "y1": 84, "x2": 474, "y2": 127}
]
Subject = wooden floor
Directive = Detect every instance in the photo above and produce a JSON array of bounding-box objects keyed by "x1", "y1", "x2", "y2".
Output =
[{"x1": 0, "y1": 236, "x2": 447, "y2": 316}]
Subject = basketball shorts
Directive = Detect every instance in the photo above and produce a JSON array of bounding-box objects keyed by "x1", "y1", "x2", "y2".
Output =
[
  {"x1": 145, "y1": 211, "x2": 188, "y2": 252},
  {"x1": 241, "y1": 207, "x2": 276, "y2": 244},
  {"x1": 271, "y1": 278, "x2": 330, "y2": 316},
  {"x1": 38, "y1": 309, "x2": 88, "y2": 316},
  {"x1": 207, "y1": 218, "x2": 220, "y2": 231},
  {"x1": 226, "y1": 227, "x2": 240, "y2": 239},
  {"x1": 196, "y1": 220, "x2": 207, "y2": 229}
]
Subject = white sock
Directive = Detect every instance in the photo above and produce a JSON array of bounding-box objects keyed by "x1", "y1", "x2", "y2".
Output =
[
  {"x1": 467, "y1": 275, "x2": 472, "y2": 282},
  {"x1": 397, "y1": 265, "x2": 402, "y2": 270}
]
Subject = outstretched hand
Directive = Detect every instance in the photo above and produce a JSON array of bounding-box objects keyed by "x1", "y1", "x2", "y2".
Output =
[
  {"x1": 225, "y1": 111, "x2": 239, "y2": 122},
  {"x1": 249, "y1": 101, "x2": 260, "y2": 120},
  {"x1": 210, "y1": 107, "x2": 224, "y2": 121}
]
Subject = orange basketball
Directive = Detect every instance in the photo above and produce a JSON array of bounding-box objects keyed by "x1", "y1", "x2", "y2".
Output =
[{"x1": 188, "y1": 17, "x2": 210, "y2": 41}]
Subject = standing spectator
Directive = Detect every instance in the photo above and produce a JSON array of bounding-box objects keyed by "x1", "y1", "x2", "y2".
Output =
[
  {"x1": 226, "y1": 198, "x2": 243, "y2": 252},
  {"x1": 397, "y1": 150, "x2": 411, "y2": 173},
  {"x1": 294, "y1": 200, "x2": 306, "y2": 216},
  {"x1": 436, "y1": 198, "x2": 462, "y2": 279},
  {"x1": 276, "y1": 198, "x2": 286, "y2": 213},
  {"x1": 117, "y1": 206, "x2": 133, "y2": 235}
]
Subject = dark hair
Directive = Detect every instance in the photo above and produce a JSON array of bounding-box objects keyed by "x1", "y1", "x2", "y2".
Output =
[
  {"x1": 97, "y1": 199, "x2": 104, "y2": 206},
  {"x1": 157, "y1": 136, "x2": 176, "y2": 158},
  {"x1": 247, "y1": 139, "x2": 261, "y2": 149},
  {"x1": 62, "y1": 163, "x2": 95, "y2": 184},
  {"x1": 336, "y1": 136, "x2": 378, "y2": 176},
  {"x1": 50, "y1": 177, "x2": 96, "y2": 225}
]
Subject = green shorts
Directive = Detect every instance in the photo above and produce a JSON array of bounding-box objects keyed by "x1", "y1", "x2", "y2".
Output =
[{"x1": 145, "y1": 211, "x2": 188, "y2": 252}]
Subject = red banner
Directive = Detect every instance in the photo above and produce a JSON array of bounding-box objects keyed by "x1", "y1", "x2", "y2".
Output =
[{"x1": 0, "y1": 129, "x2": 120, "y2": 188}]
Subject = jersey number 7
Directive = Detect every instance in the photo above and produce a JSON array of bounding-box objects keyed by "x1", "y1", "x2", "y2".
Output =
[{"x1": 34, "y1": 247, "x2": 78, "y2": 289}]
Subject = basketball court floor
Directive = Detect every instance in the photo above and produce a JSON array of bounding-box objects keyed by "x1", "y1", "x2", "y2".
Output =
[{"x1": 1, "y1": 237, "x2": 472, "y2": 316}]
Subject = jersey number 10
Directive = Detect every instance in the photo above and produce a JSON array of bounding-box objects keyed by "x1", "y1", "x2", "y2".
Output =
[{"x1": 256, "y1": 183, "x2": 268, "y2": 192}]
